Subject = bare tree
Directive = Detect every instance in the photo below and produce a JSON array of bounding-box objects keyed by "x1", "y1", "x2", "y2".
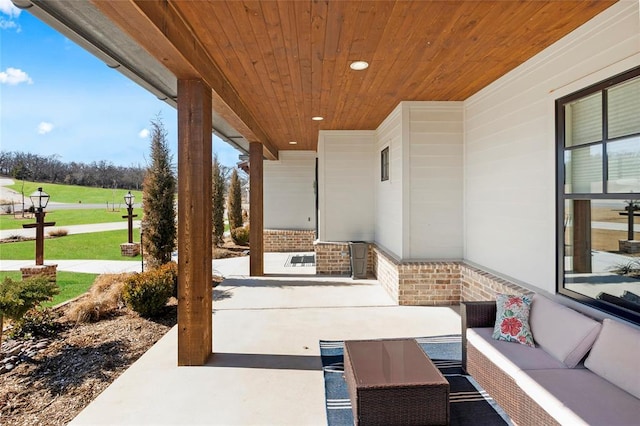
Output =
[
  {"x1": 0, "y1": 150, "x2": 145, "y2": 189},
  {"x1": 11, "y1": 160, "x2": 31, "y2": 217}
]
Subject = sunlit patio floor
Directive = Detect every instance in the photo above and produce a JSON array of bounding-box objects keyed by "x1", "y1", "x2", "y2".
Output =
[{"x1": 70, "y1": 255, "x2": 462, "y2": 425}]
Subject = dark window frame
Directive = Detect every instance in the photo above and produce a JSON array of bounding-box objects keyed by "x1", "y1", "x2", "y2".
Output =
[
  {"x1": 556, "y1": 65, "x2": 640, "y2": 324},
  {"x1": 381, "y1": 146, "x2": 390, "y2": 182}
]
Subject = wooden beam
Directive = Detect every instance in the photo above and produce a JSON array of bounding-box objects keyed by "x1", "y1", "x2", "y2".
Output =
[
  {"x1": 91, "y1": 0, "x2": 278, "y2": 160},
  {"x1": 573, "y1": 200, "x2": 592, "y2": 274},
  {"x1": 177, "y1": 79, "x2": 213, "y2": 366},
  {"x1": 249, "y1": 142, "x2": 264, "y2": 276}
]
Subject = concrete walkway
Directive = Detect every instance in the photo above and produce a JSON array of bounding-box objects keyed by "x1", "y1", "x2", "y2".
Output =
[
  {"x1": 0, "y1": 259, "x2": 142, "y2": 274},
  {"x1": 70, "y1": 274, "x2": 461, "y2": 425},
  {"x1": 0, "y1": 220, "x2": 141, "y2": 240},
  {"x1": 0, "y1": 253, "x2": 313, "y2": 276},
  {"x1": 0, "y1": 253, "x2": 314, "y2": 277}
]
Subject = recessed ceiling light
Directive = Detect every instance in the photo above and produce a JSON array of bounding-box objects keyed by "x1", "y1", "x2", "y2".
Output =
[
  {"x1": 350, "y1": 61, "x2": 369, "y2": 70},
  {"x1": 312, "y1": 116, "x2": 324, "y2": 121},
  {"x1": 289, "y1": 141, "x2": 298, "y2": 145}
]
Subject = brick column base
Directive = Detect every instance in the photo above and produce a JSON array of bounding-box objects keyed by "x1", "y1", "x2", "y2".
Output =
[
  {"x1": 120, "y1": 243, "x2": 141, "y2": 257},
  {"x1": 314, "y1": 241, "x2": 351, "y2": 275},
  {"x1": 20, "y1": 264, "x2": 57, "y2": 283},
  {"x1": 619, "y1": 240, "x2": 640, "y2": 254}
]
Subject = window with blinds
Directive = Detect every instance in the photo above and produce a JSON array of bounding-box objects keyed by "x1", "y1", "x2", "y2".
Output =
[
  {"x1": 556, "y1": 66, "x2": 640, "y2": 324},
  {"x1": 566, "y1": 92, "x2": 602, "y2": 147},
  {"x1": 608, "y1": 77, "x2": 640, "y2": 139},
  {"x1": 562, "y1": 73, "x2": 640, "y2": 195}
]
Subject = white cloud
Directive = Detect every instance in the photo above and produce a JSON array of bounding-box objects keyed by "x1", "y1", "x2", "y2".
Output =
[
  {"x1": 138, "y1": 128, "x2": 150, "y2": 139},
  {"x1": 0, "y1": 67, "x2": 32, "y2": 85},
  {"x1": 37, "y1": 122, "x2": 54, "y2": 135},
  {"x1": 0, "y1": 18, "x2": 17, "y2": 30},
  {"x1": 0, "y1": 0, "x2": 20, "y2": 31},
  {"x1": 0, "y1": 0, "x2": 20, "y2": 18}
]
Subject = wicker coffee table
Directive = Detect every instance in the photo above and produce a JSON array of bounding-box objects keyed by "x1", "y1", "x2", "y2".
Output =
[{"x1": 344, "y1": 339, "x2": 449, "y2": 426}]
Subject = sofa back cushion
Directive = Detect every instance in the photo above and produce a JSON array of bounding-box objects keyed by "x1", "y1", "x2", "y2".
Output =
[
  {"x1": 529, "y1": 294, "x2": 601, "y2": 368},
  {"x1": 585, "y1": 318, "x2": 640, "y2": 399}
]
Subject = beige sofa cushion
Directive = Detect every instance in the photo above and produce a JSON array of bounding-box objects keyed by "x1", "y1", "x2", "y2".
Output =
[
  {"x1": 529, "y1": 295, "x2": 601, "y2": 368},
  {"x1": 584, "y1": 318, "x2": 640, "y2": 399},
  {"x1": 525, "y1": 369, "x2": 640, "y2": 426},
  {"x1": 467, "y1": 328, "x2": 567, "y2": 373}
]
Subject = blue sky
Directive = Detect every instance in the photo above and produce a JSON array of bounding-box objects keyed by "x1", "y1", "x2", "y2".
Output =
[{"x1": 0, "y1": 0, "x2": 241, "y2": 168}]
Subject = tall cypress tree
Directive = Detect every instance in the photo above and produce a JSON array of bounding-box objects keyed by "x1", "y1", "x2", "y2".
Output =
[
  {"x1": 142, "y1": 117, "x2": 176, "y2": 267},
  {"x1": 227, "y1": 168, "x2": 243, "y2": 230},
  {"x1": 212, "y1": 156, "x2": 225, "y2": 246}
]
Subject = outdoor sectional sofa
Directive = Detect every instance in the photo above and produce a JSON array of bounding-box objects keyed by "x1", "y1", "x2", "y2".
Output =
[{"x1": 461, "y1": 294, "x2": 640, "y2": 426}]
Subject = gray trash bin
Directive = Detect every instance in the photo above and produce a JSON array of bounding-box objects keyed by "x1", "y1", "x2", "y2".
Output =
[{"x1": 349, "y1": 241, "x2": 369, "y2": 279}]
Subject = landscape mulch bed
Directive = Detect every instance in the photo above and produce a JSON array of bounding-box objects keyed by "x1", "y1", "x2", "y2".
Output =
[
  {"x1": 0, "y1": 244, "x2": 241, "y2": 425},
  {"x1": 0, "y1": 305, "x2": 177, "y2": 426}
]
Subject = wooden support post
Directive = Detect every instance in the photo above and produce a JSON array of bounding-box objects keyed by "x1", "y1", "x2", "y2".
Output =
[
  {"x1": 249, "y1": 142, "x2": 264, "y2": 276},
  {"x1": 573, "y1": 200, "x2": 592, "y2": 273},
  {"x1": 22, "y1": 211, "x2": 55, "y2": 266},
  {"x1": 619, "y1": 201, "x2": 639, "y2": 241},
  {"x1": 122, "y1": 206, "x2": 138, "y2": 244},
  {"x1": 177, "y1": 79, "x2": 213, "y2": 366}
]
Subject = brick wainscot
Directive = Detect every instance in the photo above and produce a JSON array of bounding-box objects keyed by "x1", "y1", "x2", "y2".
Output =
[
  {"x1": 264, "y1": 229, "x2": 315, "y2": 252},
  {"x1": 315, "y1": 241, "x2": 530, "y2": 305}
]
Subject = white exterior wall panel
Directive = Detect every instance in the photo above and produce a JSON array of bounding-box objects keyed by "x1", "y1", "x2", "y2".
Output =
[
  {"x1": 464, "y1": 1, "x2": 640, "y2": 292},
  {"x1": 375, "y1": 104, "x2": 404, "y2": 257},
  {"x1": 408, "y1": 103, "x2": 464, "y2": 259},
  {"x1": 317, "y1": 131, "x2": 376, "y2": 242},
  {"x1": 263, "y1": 151, "x2": 316, "y2": 230}
]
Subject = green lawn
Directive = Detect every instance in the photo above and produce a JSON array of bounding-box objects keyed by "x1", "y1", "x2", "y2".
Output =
[
  {"x1": 0, "y1": 208, "x2": 142, "y2": 230},
  {"x1": 0, "y1": 270, "x2": 98, "y2": 307},
  {"x1": 7, "y1": 181, "x2": 143, "y2": 204},
  {"x1": 0, "y1": 229, "x2": 141, "y2": 260}
]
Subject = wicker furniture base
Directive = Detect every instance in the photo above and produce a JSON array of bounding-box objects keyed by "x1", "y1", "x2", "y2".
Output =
[
  {"x1": 467, "y1": 342, "x2": 559, "y2": 426},
  {"x1": 344, "y1": 339, "x2": 450, "y2": 426},
  {"x1": 462, "y1": 301, "x2": 559, "y2": 426}
]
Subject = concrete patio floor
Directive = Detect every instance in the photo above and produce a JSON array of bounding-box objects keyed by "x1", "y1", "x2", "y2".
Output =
[{"x1": 70, "y1": 261, "x2": 462, "y2": 425}]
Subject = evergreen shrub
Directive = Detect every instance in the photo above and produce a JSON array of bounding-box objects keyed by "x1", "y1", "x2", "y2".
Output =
[
  {"x1": 231, "y1": 225, "x2": 250, "y2": 246},
  {"x1": 122, "y1": 264, "x2": 176, "y2": 317},
  {"x1": 0, "y1": 276, "x2": 59, "y2": 347},
  {"x1": 227, "y1": 169, "x2": 243, "y2": 230},
  {"x1": 9, "y1": 308, "x2": 61, "y2": 340}
]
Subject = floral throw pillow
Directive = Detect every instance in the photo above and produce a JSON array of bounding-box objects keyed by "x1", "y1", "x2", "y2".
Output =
[{"x1": 492, "y1": 294, "x2": 535, "y2": 347}]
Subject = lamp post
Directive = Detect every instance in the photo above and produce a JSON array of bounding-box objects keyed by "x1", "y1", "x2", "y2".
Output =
[
  {"x1": 22, "y1": 187, "x2": 56, "y2": 265},
  {"x1": 123, "y1": 191, "x2": 137, "y2": 244},
  {"x1": 120, "y1": 191, "x2": 141, "y2": 258}
]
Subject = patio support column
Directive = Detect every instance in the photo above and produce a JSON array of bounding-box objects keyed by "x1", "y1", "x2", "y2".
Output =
[
  {"x1": 573, "y1": 200, "x2": 592, "y2": 273},
  {"x1": 177, "y1": 79, "x2": 213, "y2": 366},
  {"x1": 249, "y1": 142, "x2": 264, "y2": 276}
]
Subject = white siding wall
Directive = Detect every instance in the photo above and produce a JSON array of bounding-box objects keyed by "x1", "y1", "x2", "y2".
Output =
[
  {"x1": 263, "y1": 151, "x2": 316, "y2": 230},
  {"x1": 375, "y1": 104, "x2": 404, "y2": 257},
  {"x1": 408, "y1": 102, "x2": 464, "y2": 259},
  {"x1": 464, "y1": 1, "x2": 640, "y2": 292},
  {"x1": 317, "y1": 131, "x2": 376, "y2": 241}
]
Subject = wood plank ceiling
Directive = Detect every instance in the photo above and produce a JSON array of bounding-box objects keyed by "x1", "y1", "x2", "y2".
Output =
[{"x1": 99, "y1": 0, "x2": 617, "y2": 154}]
